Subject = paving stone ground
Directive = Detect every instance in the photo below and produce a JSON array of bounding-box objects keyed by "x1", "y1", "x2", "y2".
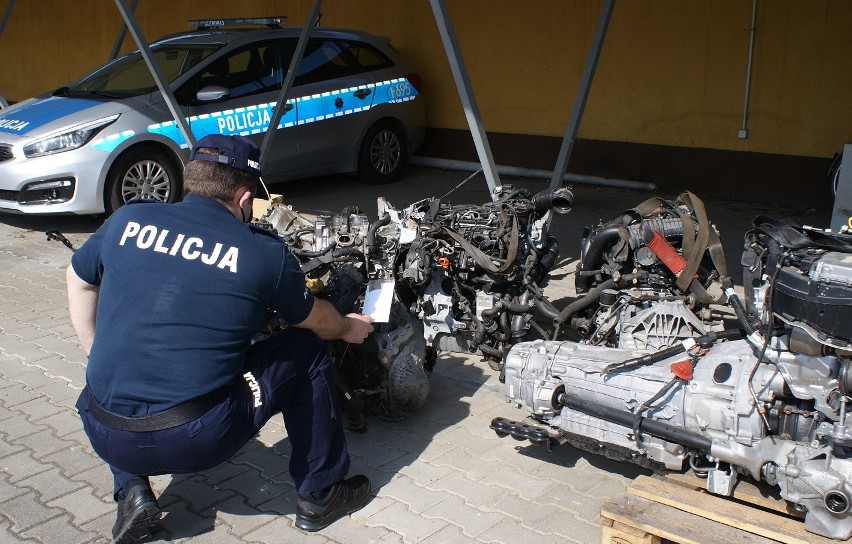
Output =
[{"x1": 0, "y1": 167, "x2": 815, "y2": 543}]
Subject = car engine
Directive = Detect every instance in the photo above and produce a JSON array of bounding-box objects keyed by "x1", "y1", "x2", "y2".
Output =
[
  {"x1": 493, "y1": 215, "x2": 852, "y2": 539},
  {"x1": 254, "y1": 184, "x2": 572, "y2": 426},
  {"x1": 565, "y1": 191, "x2": 728, "y2": 350}
]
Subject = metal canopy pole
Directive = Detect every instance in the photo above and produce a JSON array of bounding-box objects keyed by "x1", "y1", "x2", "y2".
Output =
[
  {"x1": 109, "y1": 0, "x2": 138, "y2": 61},
  {"x1": 0, "y1": 0, "x2": 16, "y2": 108},
  {"x1": 429, "y1": 0, "x2": 501, "y2": 198},
  {"x1": 549, "y1": 0, "x2": 614, "y2": 189},
  {"x1": 113, "y1": 0, "x2": 195, "y2": 148},
  {"x1": 259, "y1": 0, "x2": 322, "y2": 172}
]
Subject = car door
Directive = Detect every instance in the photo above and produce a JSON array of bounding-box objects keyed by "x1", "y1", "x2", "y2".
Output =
[
  {"x1": 176, "y1": 40, "x2": 299, "y2": 176},
  {"x1": 290, "y1": 38, "x2": 376, "y2": 170}
]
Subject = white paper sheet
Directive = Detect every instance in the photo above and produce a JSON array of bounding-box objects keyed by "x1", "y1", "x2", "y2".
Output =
[{"x1": 362, "y1": 279, "x2": 395, "y2": 323}]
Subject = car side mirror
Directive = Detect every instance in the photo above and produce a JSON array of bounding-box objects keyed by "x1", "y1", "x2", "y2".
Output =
[{"x1": 196, "y1": 86, "x2": 230, "y2": 102}]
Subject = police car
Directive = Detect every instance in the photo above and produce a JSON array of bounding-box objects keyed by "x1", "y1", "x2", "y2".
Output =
[{"x1": 0, "y1": 18, "x2": 425, "y2": 215}]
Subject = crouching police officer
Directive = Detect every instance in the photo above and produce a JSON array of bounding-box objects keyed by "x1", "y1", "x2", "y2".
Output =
[{"x1": 67, "y1": 134, "x2": 375, "y2": 543}]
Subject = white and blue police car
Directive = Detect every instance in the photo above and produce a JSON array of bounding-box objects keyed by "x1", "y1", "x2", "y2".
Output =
[{"x1": 0, "y1": 18, "x2": 425, "y2": 215}]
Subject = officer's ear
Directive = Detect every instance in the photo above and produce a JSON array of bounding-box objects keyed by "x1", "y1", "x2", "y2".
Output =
[
  {"x1": 236, "y1": 188, "x2": 253, "y2": 223},
  {"x1": 237, "y1": 188, "x2": 253, "y2": 208}
]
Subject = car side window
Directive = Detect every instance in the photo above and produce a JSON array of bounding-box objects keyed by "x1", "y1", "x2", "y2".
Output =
[
  {"x1": 340, "y1": 41, "x2": 393, "y2": 72},
  {"x1": 294, "y1": 39, "x2": 355, "y2": 86},
  {"x1": 176, "y1": 42, "x2": 282, "y2": 104}
]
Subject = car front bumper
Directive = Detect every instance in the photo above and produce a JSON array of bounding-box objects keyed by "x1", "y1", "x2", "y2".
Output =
[{"x1": 0, "y1": 146, "x2": 107, "y2": 215}]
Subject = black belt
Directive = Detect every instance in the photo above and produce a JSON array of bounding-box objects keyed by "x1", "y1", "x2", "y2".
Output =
[{"x1": 85, "y1": 386, "x2": 230, "y2": 432}]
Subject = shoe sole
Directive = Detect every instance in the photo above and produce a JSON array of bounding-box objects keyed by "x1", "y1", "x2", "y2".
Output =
[
  {"x1": 295, "y1": 485, "x2": 372, "y2": 532},
  {"x1": 113, "y1": 503, "x2": 161, "y2": 544}
]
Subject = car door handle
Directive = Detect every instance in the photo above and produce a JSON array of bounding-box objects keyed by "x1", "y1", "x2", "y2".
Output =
[
  {"x1": 282, "y1": 103, "x2": 294, "y2": 112},
  {"x1": 353, "y1": 89, "x2": 371, "y2": 99}
]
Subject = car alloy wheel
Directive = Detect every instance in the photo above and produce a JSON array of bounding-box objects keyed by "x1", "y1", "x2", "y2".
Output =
[
  {"x1": 106, "y1": 146, "x2": 181, "y2": 215},
  {"x1": 359, "y1": 120, "x2": 407, "y2": 185},
  {"x1": 121, "y1": 159, "x2": 172, "y2": 202},
  {"x1": 370, "y1": 129, "x2": 401, "y2": 175}
]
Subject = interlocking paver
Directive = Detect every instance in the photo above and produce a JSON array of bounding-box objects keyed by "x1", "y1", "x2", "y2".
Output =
[
  {"x1": 19, "y1": 512, "x2": 98, "y2": 544},
  {"x1": 199, "y1": 460, "x2": 253, "y2": 486},
  {"x1": 42, "y1": 443, "x2": 102, "y2": 478},
  {"x1": 47, "y1": 486, "x2": 114, "y2": 525},
  {"x1": 148, "y1": 498, "x2": 221, "y2": 541},
  {"x1": 421, "y1": 524, "x2": 482, "y2": 544},
  {"x1": 1, "y1": 490, "x2": 64, "y2": 532},
  {"x1": 28, "y1": 359, "x2": 85, "y2": 388},
  {"x1": 37, "y1": 409, "x2": 86, "y2": 437},
  {"x1": 12, "y1": 396, "x2": 66, "y2": 422},
  {"x1": 361, "y1": 501, "x2": 447, "y2": 543},
  {"x1": 71, "y1": 465, "x2": 115, "y2": 502},
  {"x1": 320, "y1": 515, "x2": 399, "y2": 544},
  {"x1": 9, "y1": 370, "x2": 65, "y2": 392},
  {"x1": 0, "y1": 472, "x2": 28, "y2": 504},
  {"x1": 12, "y1": 428, "x2": 73, "y2": 460},
  {"x1": 397, "y1": 460, "x2": 453, "y2": 486},
  {"x1": 425, "y1": 471, "x2": 505, "y2": 508},
  {"x1": 0, "y1": 342, "x2": 53, "y2": 365},
  {"x1": 421, "y1": 495, "x2": 504, "y2": 537},
  {"x1": 216, "y1": 468, "x2": 290, "y2": 507},
  {"x1": 230, "y1": 444, "x2": 290, "y2": 482},
  {"x1": 243, "y1": 516, "x2": 335, "y2": 543},
  {"x1": 376, "y1": 473, "x2": 446, "y2": 513},
  {"x1": 17, "y1": 466, "x2": 86, "y2": 502},
  {"x1": 475, "y1": 518, "x2": 577, "y2": 544},
  {"x1": 207, "y1": 495, "x2": 278, "y2": 537},
  {"x1": 0, "y1": 450, "x2": 54, "y2": 484},
  {"x1": 159, "y1": 474, "x2": 238, "y2": 513},
  {"x1": 0, "y1": 384, "x2": 45, "y2": 409}
]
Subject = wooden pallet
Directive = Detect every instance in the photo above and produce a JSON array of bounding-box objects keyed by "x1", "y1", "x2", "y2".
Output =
[{"x1": 600, "y1": 473, "x2": 847, "y2": 544}]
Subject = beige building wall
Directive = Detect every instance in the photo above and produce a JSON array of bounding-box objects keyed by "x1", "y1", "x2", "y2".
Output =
[{"x1": 0, "y1": 1, "x2": 849, "y2": 159}]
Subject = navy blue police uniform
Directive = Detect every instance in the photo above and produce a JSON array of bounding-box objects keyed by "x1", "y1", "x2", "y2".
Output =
[{"x1": 73, "y1": 195, "x2": 350, "y2": 497}]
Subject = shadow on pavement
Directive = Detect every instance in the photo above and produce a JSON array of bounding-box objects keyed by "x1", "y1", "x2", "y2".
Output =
[{"x1": 147, "y1": 352, "x2": 487, "y2": 539}]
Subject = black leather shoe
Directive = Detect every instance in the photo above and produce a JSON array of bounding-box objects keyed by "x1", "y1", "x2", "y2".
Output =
[
  {"x1": 295, "y1": 475, "x2": 372, "y2": 532},
  {"x1": 112, "y1": 478, "x2": 161, "y2": 544}
]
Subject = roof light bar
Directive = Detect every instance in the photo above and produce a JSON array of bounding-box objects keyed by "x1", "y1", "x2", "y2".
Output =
[{"x1": 188, "y1": 17, "x2": 286, "y2": 30}]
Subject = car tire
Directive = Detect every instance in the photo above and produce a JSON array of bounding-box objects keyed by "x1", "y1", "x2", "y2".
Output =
[
  {"x1": 358, "y1": 120, "x2": 408, "y2": 185},
  {"x1": 105, "y1": 146, "x2": 182, "y2": 215}
]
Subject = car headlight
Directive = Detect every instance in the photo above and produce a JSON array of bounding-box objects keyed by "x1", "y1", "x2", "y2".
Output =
[{"x1": 23, "y1": 115, "x2": 119, "y2": 158}]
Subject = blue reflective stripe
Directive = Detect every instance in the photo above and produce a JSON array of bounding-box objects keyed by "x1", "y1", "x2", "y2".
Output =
[
  {"x1": 89, "y1": 130, "x2": 136, "y2": 152},
  {"x1": 0, "y1": 97, "x2": 103, "y2": 135},
  {"x1": 372, "y1": 78, "x2": 418, "y2": 106},
  {"x1": 87, "y1": 78, "x2": 419, "y2": 152}
]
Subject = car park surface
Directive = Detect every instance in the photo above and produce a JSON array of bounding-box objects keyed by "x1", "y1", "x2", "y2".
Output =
[
  {"x1": 0, "y1": 167, "x2": 814, "y2": 543},
  {"x1": 0, "y1": 19, "x2": 424, "y2": 216}
]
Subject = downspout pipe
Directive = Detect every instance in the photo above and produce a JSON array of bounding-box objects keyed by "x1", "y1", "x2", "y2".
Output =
[
  {"x1": 410, "y1": 156, "x2": 656, "y2": 192},
  {"x1": 739, "y1": 0, "x2": 757, "y2": 139}
]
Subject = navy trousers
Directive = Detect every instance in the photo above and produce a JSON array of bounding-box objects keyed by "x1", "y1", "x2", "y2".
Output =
[{"x1": 76, "y1": 328, "x2": 350, "y2": 497}]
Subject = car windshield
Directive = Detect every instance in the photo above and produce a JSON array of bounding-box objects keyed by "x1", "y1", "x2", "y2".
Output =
[{"x1": 61, "y1": 44, "x2": 222, "y2": 99}]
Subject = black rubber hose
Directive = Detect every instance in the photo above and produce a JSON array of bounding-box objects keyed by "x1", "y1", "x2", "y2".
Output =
[
  {"x1": 478, "y1": 343, "x2": 504, "y2": 360},
  {"x1": 366, "y1": 214, "x2": 391, "y2": 256},
  {"x1": 605, "y1": 328, "x2": 746, "y2": 375},
  {"x1": 696, "y1": 329, "x2": 746, "y2": 348},
  {"x1": 556, "y1": 278, "x2": 620, "y2": 325},
  {"x1": 331, "y1": 247, "x2": 366, "y2": 262},
  {"x1": 479, "y1": 305, "x2": 511, "y2": 343},
  {"x1": 721, "y1": 277, "x2": 760, "y2": 334},
  {"x1": 531, "y1": 187, "x2": 574, "y2": 215},
  {"x1": 291, "y1": 242, "x2": 336, "y2": 258},
  {"x1": 533, "y1": 298, "x2": 561, "y2": 321},
  {"x1": 576, "y1": 224, "x2": 628, "y2": 293},
  {"x1": 473, "y1": 317, "x2": 487, "y2": 345},
  {"x1": 555, "y1": 393, "x2": 712, "y2": 452}
]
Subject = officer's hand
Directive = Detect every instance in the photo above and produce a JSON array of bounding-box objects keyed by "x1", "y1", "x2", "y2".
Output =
[{"x1": 343, "y1": 313, "x2": 374, "y2": 344}]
